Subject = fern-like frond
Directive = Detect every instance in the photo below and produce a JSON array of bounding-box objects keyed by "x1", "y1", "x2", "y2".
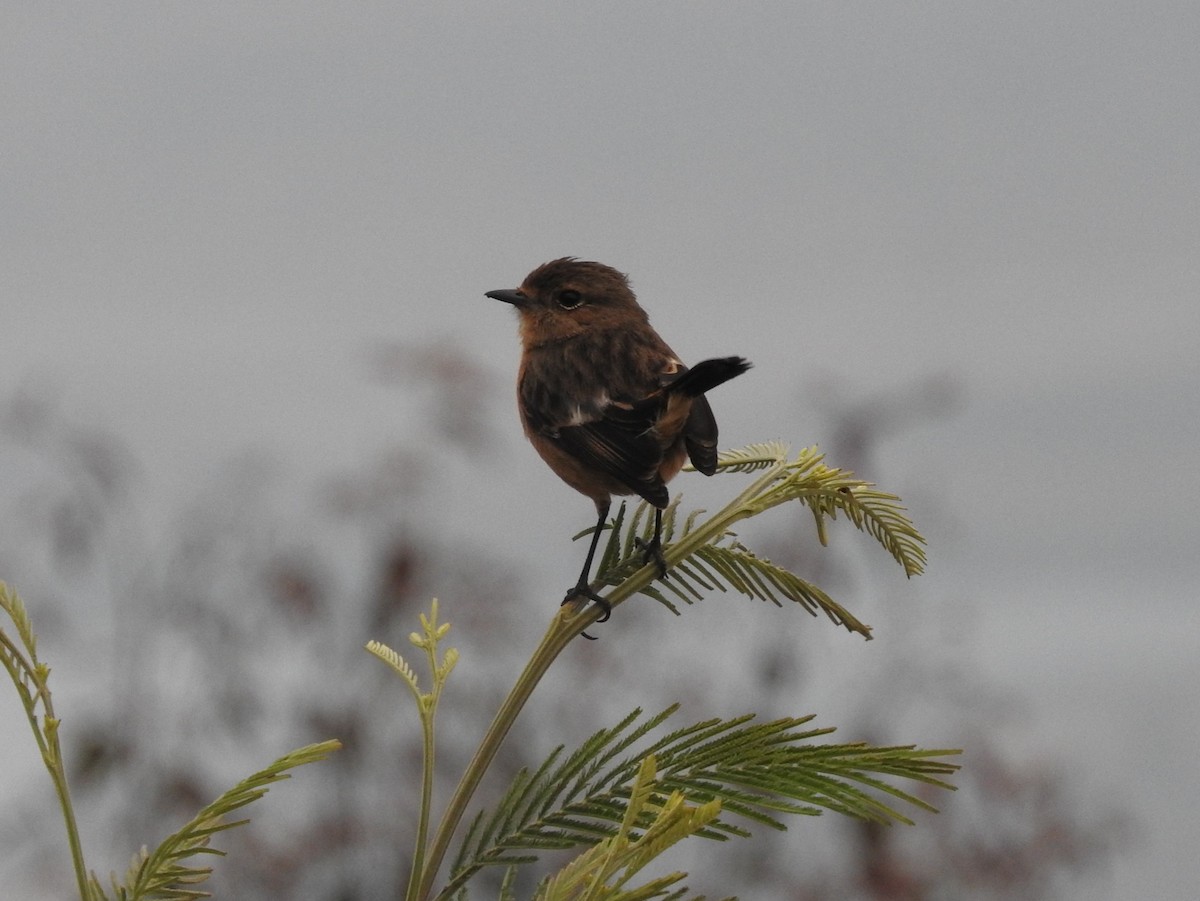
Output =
[
  {"x1": 0, "y1": 582, "x2": 45, "y2": 721},
  {"x1": 706, "y1": 441, "x2": 789, "y2": 473},
  {"x1": 591, "y1": 501, "x2": 875, "y2": 637},
  {"x1": 421, "y1": 444, "x2": 930, "y2": 901},
  {"x1": 0, "y1": 582, "x2": 37, "y2": 656},
  {"x1": 576, "y1": 443, "x2": 925, "y2": 641},
  {"x1": 446, "y1": 710, "x2": 676, "y2": 896},
  {"x1": 691, "y1": 541, "x2": 871, "y2": 637},
  {"x1": 585, "y1": 499, "x2": 684, "y2": 592},
  {"x1": 110, "y1": 741, "x2": 339, "y2": 900},
  {"x1": 754, "y1": 451, "x2": 927, "y2": 577},
  {"x1": 837, "y1": 487, "x2": 927, "y2": 577},
  {"x1": 366, "y1": 640, "x2": 420, "y2": 691},
  {"x1": 498, "y1": 865, "x2": 519, "y2": 901},
  {"x1": 441, "y1": 708, "x2": 958, "y2": 899},
  {"x1": 533, "y1": 757, "x2": 718, "y2": 901}
]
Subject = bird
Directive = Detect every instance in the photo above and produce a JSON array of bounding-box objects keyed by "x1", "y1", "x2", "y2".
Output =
[{"x1": 487, "y1": 257, "x2": 751, "y2": 627}]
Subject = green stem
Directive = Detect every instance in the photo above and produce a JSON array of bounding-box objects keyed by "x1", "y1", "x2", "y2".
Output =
[
  {"x1": 405, "y1": 707, "x2": 437, "y2": 901},
  {"x1": 414, "y1": 457, "x2": 788, "y2": 900},
  {"x1": 415, "y1": 607, "x2": 583, "y2": 901},
  {"x1": 46, "y1": 722, "x2": 93, "y2": 901},
  {"x1": 2, "y1": 626, "x2": 93, "y2": 900}
]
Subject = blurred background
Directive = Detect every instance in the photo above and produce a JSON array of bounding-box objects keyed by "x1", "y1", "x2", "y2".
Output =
[{"x1": 2, "y1": 3, "x2": 1197, "y2": 898}]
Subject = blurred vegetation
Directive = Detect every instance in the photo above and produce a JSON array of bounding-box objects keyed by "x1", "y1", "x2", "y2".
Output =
[{"x1": 0, "y1": 352, "x2": 1124, "y2": 899}]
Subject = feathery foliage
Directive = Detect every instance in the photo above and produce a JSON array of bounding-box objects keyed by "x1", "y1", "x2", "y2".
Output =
[
  {"x1": 101, "y1": 742, "x2": 340, "y2": 900},
  {"x1": 442, "y1": 706, "x2": 958, "y2": 899},
  {"x1": 407, "y1": 443, "x2": 935, "y2": 901},
  {"x1": 4, "y1": 436, "x2": 939, "y2": 900},
  {"x1": 582, "y1": 444, "x2": 925, "y2": 638},
  {"x1": 1, "y1": 581, "x2": 339, "y2": 901},
  {"x1": 2, "y1": 581, "x2": 94, "y2": 899},
  {"x1": 531, "y1": 756, "x2": 724, "y2": 901},
  {"x1": 367, "y1": 600, "x2": 460, "y2": 901}
]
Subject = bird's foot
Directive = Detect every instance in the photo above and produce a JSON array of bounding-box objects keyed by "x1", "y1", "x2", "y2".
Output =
[
  {"x1": 561, "y1": 583, "x2": 611, "y2": 640},
  {"x1": 561, "y1": 584, "x2": 612, "y2": 620},
  {"x1": 634, "y1": 536, "x2": 669, "y2": 579}
]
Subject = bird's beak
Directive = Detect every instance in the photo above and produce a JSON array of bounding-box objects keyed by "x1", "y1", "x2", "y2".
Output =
[{"x1": 486, "y1": 288, "x2": 528, "y2": 307}]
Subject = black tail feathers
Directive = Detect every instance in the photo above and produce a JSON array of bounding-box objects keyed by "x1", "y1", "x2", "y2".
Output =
[{"x1": 668, "y1": 356, "x2": 752, "y2": 397}]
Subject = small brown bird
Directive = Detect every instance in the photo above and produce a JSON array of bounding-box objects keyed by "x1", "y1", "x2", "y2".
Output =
[{"x1": 487, "y1": 258, "x2": 750, "y2": 621}]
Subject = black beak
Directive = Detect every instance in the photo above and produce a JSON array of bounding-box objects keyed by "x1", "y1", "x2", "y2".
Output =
[{"x1": 486, "y1": 288, "x2": 527, "y2": 307}]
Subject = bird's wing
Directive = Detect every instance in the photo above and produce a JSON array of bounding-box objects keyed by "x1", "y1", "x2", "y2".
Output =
[
  {"x1": 550, "y1": 393, "x2": 671, "y2": 507},
  {"x1": 682, "y1": 394, "x2": 719, "y2": 476},
  {"x1": 520, "y1": 355, "x2": 676, "y2": 508}
]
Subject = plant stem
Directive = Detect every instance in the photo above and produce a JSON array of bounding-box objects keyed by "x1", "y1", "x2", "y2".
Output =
[
  {"x1": 48, "y1": 728, "x2": 93, "y2": 901},
  {"x1": 413, "y1": 457, "x2": 788, "y2": 900},
  {"x1": 45, "y1": 711, "x2": 91, "y2": 895},
  {"x1": 414, "y1": 607, "x2": 583, "y2": 901},
  {"x1": 2, "y1": 618, "x2": 93, "y2": 900},
  {"x1": 405, "y1": 708, "x2": 437, "y2": 901}
]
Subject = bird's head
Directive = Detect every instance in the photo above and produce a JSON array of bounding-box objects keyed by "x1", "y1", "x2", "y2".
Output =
[{"x1": 487, "y1": 258, "x2": 649, "y2": 348}]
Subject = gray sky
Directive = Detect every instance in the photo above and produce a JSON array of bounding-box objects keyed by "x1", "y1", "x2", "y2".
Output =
[{"x1": 3, "y1": 3, "x2": 1199, "y2": 898}]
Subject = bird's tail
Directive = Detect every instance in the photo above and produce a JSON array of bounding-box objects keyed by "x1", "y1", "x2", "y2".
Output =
[{"x1": 667, "y1": 356, "x2": 752, "y2": 396}]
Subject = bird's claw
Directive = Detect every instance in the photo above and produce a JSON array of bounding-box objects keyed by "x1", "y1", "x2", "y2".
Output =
[
  {"x1": 634, "y1": 536, "x2": 669, "y2": 579},
  {"x1": 562, "y1": 584, "x2": 611, "y2": 639}
]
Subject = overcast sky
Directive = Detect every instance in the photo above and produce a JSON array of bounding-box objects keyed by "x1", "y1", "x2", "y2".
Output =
[{"x1": 3, "y1": 3, "x2": 1198, "y2": 898}]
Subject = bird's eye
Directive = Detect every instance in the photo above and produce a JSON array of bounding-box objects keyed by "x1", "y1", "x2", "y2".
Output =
[{"x1": 556, "y1": 289, "x2": 584, "y2": 310}]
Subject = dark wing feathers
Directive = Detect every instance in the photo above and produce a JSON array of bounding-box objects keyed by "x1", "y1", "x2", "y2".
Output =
[
  {"x1": 554, "y1": 410, "x2": 670, "y2": 507},
  {"x1": 683, "y1": 395, "x2": 719, "y2": 476},
  {"x1": 524, "y1": 351, "x2": 749, "y2": 505}
]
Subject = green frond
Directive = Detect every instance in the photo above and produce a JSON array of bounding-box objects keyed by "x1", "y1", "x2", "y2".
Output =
[
  {"x1": 112, "y1": 741, "x2": 339, "y2": 900},
  {"x1": 497, "y1": 865, "x2": 520, "y2": 901},
  {"x1": 625, "y1": 794, "x2": 723, "y2": 874},
  {"x1": 593, "y1": 502, "x2": 628, "y2": 576},
  {"x1": 697, "y1": 542, "x2": 872, "y2": 637},
  {"x1": 444, "y1": 710, "x2": 678, "y2": 898},
  {"x1": 418, "y1": 443, "x2": 932, "y2": 901},
  {"x1": 620, "y1": 756, "x2": 662, "y2": 833},
  {"x1": 837, "y1": 487, "x2": 927, "y2": 577},
  {"x1": 0, "y1": 629, "x2": 36, "y2": 720},
  {"x1": 532, "y1": 758, "x2": 715, "y2": 901},
  {"x1": 366, "y1": 640, "x2": 420, "y2": 690},
  {"x1": 441, "y1": 708, "x2": 958, "y2": 899},
  {"x1": 1, "y1": 587, "x2": 44, "y2": 719},
  {"x1": 532, "y1": 843, "x2": 604, "y2": 901},
  {"x1": 4, "y1": 584, "x2": 102, "y2": 901},
  {"x1": 576, "y1": 443, "x2": 925, "y2": 643},
  {"x1": 0, "y1": 581, "x2": 37, "y2": 656},
  {"x1": 510, "y1": 750, "x2": 570, "y2": 838},
  {"x1": 695, "y1": 441, "x2": 789, "y2": 474},
  {"x1": 757, "y1": 452, "x2": 927, "y2": 577}
]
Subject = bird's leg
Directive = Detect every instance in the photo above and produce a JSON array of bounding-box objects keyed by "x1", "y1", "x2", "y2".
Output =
[
  {"x1": 634, "y1": 508, "x2": 668, "y2": 579},
  {"x1": 562, "y1": 501, "x2": 612, "y2": 627}
]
